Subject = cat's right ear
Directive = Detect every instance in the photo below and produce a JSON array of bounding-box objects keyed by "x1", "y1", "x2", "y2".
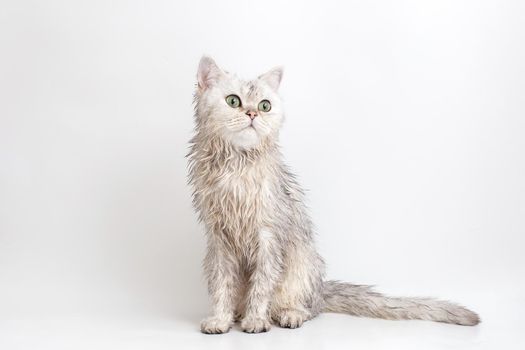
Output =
[{"x1": 197, "y1": 56, "x2": 224, "y2": 91}]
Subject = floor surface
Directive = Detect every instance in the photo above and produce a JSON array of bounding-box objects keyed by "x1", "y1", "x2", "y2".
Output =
[{"x1": 2, "y1": 291, "x2": 523, "y2": 350}]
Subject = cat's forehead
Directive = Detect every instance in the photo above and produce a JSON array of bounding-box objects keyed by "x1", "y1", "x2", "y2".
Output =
[
  {"x1": 241, "y1": 81, "x2": 263, "y2": 99},
  {"x1": 223, "y1": 75, "x2": 272, "y2": 100}
]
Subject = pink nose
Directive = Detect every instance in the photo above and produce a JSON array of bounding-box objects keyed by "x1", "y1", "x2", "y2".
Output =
[{"x1": 245, "y1": 110, "x2": 258, "y2": 119}]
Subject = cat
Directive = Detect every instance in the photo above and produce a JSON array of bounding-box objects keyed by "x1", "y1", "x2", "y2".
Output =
[{"x1": 187, "y1": 56, "x2": 480, "y2": 334}]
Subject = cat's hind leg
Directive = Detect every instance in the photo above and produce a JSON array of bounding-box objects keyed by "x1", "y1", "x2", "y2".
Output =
[
  {"x1": 271, "y1": 307, "x2": 310, "y2": 329},
  {"x1": 270, "y1": 245, "x2": 324, "y2": 329}
]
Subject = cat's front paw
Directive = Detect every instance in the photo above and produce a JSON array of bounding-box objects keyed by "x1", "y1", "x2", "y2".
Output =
[
  {"x1": 241, "y1": 316, "x2": 271, "y2": 333},
  {"x1": 200, "y1": 316, "x2": 232, "y2": 334}
]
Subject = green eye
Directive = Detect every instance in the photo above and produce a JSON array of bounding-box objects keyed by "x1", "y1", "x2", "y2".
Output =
[
  {"x1": 258, "y1": 100, "x2": 271, "y2": 112},
  {"x1": 225, "y1": 95, "x2": 241, "y2": 108}
]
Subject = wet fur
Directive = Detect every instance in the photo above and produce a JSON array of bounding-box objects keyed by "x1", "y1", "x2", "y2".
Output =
[{"x1": 188, "y1": 56, "x2": 480, "y2": 334}]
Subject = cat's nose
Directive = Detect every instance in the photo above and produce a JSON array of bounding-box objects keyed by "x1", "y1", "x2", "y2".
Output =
[{"x1": 245, "y1": 110, "x2": 258, "y2": 119}]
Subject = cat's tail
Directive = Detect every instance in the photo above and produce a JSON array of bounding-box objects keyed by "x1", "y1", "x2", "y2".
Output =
[{"x1": 322, "y1": 280, "x2": 480, "y2": 326}]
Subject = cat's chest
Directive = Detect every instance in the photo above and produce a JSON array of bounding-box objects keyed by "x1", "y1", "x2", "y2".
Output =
[
  {"x1": 213, "y1": 168, "x2": 273, "y2": 206},
  {"x1": 201, "y1": 165, "x2": 276, "y2": 230}
]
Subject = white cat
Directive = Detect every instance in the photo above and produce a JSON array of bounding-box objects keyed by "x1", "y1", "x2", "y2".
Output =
[{"x1": 188, "y1": 56, "x2": 480, "y2": 334}]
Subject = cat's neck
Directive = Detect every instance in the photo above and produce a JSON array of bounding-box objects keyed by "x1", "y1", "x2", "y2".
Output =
[{"x1": 190, "y1": 132, "x2": 281, "y2": 168}]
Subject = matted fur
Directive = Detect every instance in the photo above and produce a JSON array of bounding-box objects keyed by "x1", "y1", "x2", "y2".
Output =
[{"x1": 188, "y1": 56, "x2": 480, "y2": 334}]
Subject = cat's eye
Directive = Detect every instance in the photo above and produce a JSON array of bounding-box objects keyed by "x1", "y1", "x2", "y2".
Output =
[
  {"x1": 258, "y1": 100, "x2": 271, "y2": 112},
  {"x1": 225, "y1": 95, "x2": 241, "y2": 108}
]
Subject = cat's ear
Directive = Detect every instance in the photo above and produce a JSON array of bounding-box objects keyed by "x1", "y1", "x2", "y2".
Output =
[
  {"x1": 197, "y1": 56, "x2": 224, "y2": 90},
  {"x1": 258, "y1": 66, "x2": 283, "y2": 91}
]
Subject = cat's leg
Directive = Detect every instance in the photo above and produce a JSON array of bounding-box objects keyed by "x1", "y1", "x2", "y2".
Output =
[
  {"x1": 200, "y1": 235, "x2": 239, "y2": 334},
  {"x1": 271, "y1": 244, "x2": 324, "y2": 329},
  {"x1": 240, "y1": 229, "x2": 282, "y2": 333},
  {"x1": 233, "y1": 272, "x2": 249, "y2": 322},
  {"x1": 272, "y1": 307, "x2": 310, "y2": 329}
]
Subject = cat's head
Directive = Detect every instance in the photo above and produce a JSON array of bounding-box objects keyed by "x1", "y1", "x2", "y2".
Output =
[{"x1": 195, "y1": 56, "x2": 284, "y2": 150}]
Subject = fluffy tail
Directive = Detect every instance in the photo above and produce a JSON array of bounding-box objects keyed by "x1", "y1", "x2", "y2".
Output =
[{"x1": 322, "y1": 281, "x2": 480, "y2": 326}]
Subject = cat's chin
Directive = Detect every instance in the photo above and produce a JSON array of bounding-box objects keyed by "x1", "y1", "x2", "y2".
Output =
[{"x1": 229, "y1": 127, "x2": 262, "y2": 150}]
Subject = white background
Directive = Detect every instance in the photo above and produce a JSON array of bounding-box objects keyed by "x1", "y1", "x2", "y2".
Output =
[{"x1": 1, "y1": 0, "x2": 524, "y2": 349}]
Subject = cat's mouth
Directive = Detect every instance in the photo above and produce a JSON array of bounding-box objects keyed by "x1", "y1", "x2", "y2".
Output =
[{"x1": 243, "y1": 124, "x2": 257, "y2": 133}]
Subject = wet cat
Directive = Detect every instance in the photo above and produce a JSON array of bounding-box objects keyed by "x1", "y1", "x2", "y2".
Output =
[{"x1": 188, "y1": 56, "x2": 479, "y2": 334}]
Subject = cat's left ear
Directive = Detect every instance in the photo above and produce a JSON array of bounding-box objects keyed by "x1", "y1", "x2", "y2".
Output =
[{"x1": 258, "y1": 66, "x2": 283, "y2": 91}]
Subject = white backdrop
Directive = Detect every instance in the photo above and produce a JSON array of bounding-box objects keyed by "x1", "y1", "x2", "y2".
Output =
[{"x1": 1, "y1": 1, "x2": 524, "y2": 349}]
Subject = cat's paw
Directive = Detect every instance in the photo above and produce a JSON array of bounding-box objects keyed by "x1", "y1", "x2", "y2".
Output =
[
  {"x1": 241, "y1": 316, "x2": 271, "y2": 333},
  {"x1": 200, "y1": 316, "x2": 232, "y2": 334},
  {"x1": 273, "y1": 309, "x2": 307, "y2": 329}
]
